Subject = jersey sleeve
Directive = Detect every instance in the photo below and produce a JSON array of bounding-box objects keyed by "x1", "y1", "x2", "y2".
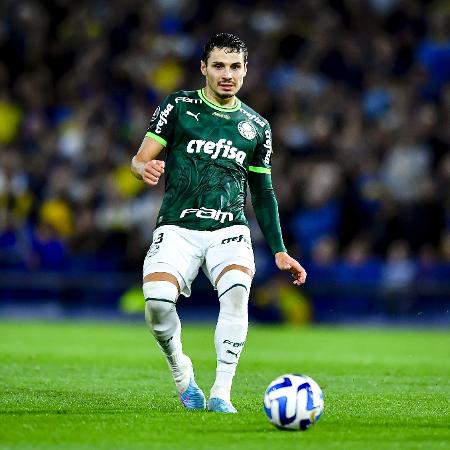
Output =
[
  {"x1": 145, "y1": 94, "x2": 177, "y2": 147},
  {"x1": 248, "y1": 122, "x2": 273, "y2": 174},
  {"x1": 248, "y1": 122, "x2": 286, "y2": 254}
]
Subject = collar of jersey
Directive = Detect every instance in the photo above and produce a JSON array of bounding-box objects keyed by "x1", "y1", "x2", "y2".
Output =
[{"x1": 198, "y1": 89, "x2": 241, "y2": 112}]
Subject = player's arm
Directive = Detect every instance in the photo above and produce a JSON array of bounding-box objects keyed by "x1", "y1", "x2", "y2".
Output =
[
  {"x1": 131, "y1": 137, "x2": 165, "y2": 186},
  {"x1": 248, "y1": 121, "x2": 307, "y2": 285},
  {"x1": 132, "y1": 94, "x2": 176, "y2": 186},
  {"x1": 248, "y1": 171, "x2": 307, "y2": 286}
]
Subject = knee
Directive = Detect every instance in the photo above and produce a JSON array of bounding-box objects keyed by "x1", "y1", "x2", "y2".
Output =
[
  {"x1": 145, "y1": 299, "x2": 173, "y2": 321},
  {"x1": 143, "y1": 281, "x2": 179, "y2": 322},
  {"x1": 220, "y1": 285, "x2": 249, "y2": 312},
  {"x1": 217, "y1": 270, "x2": 252, "y2": 316}
]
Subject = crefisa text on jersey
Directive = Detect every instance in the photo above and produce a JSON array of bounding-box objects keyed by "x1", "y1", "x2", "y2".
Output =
[
  {"x1": 155, "y1": 103, "x2": 174, "y2": 134},
  {"x1": 186, "y1": 139, "x2": 246, "y2": 165},
  {"x1": 240, "y1": 108, "x2": 265, "y2": 128},
  {"x1": 263, "y1": 129, "x2": 272, "y2": 164}
]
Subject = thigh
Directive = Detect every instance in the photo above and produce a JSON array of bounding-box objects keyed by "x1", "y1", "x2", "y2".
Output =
[
  {"x1": 204, "y1": 225, "x2": 256, "y2": 287},
  {"x1": 143, "y1": 225, "x2": 203, "y2": 297}
]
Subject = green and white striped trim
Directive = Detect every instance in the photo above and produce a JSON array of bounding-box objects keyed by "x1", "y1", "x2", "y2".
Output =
[
  {"x1": 248, "y1": 166, "x2": 271, "y2": 174},
  {"x1": 146, "y1": 131, "x2": 167, "y2": 147},
  {"x1": 198, "y1": 89, "x2": 241, "y2": 112}
]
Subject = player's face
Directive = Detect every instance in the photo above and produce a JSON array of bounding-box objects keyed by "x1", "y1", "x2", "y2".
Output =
[{"x1": 201, "y1": 48, "x2": 247, "y2": 102}]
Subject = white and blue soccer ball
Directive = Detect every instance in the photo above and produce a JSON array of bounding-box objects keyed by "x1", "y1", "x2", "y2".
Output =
[{"x1": 263, "y1": 374, "x2": 324, "y2": 431}]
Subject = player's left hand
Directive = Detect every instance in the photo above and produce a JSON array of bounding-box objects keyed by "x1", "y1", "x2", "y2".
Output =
[{"x1": 274, "y1": 252, "x2": 307, "y2": 286}]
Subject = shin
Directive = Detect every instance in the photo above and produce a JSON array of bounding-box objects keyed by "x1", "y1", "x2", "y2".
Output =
[{"x1": 211, "y1": 270, "x2": 252, "y2": 402}]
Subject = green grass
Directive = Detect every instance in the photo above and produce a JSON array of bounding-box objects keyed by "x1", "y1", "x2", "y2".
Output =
[{"x1": 0, "y1": 321, "x2": 449, "y2": 450}]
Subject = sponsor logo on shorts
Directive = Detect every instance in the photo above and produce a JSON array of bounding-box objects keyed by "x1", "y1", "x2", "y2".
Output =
[
  {"x1": 238, "y1": 121, "x2": 257, "y2": 140},
  {"x1": 155, "y1": 103, "x2": 174, "y2": 134},
  {"x1": 186, "y1": 139, "x2": 246, "y2": 165},
  {"x1": 175, "y1": 96, "x2": 202, "y2": 104},
  {"x1": 221, "y1": 234, "x2": 250, "y2": 245},
  {"x1": 180, "y1": 207, "x2": 233, "y2": 223}
]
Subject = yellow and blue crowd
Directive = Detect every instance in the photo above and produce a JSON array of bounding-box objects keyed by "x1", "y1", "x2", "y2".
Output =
[{"x1": 0, "y1": 0, "x2": 449, "y2": 318}]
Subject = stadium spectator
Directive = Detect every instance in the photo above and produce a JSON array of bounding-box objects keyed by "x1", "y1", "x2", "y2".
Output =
[{"x1": 0, "y1": 0, "x2": 449, "y2": 317}]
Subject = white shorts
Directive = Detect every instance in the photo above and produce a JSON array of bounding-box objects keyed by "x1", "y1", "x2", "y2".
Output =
[{"x1": 143, "y1": 224, "x2": 255, "y2": 297}]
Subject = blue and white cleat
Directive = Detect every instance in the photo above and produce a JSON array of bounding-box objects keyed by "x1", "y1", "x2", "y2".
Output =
[
  {"x1": 207, "y1": 397, "x2": 237, "y2": 413},
  {"x1": 178, "y1": 369, "x2": 206, "y2": 410}
]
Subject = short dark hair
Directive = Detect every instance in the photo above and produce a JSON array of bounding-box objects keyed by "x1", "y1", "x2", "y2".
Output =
[{"x1": 202, "y1": 33, "x2": 248, "y2": 63}]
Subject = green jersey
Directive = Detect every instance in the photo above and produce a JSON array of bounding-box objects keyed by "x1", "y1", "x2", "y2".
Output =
[{"x1": 146, "y1": 89, "x2": 273, "y2": 232}]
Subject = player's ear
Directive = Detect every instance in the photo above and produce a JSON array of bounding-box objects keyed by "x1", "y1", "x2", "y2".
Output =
[
  {"x1": 243, "y1": 62, "x2": 248, "y2": 78},
  {"x1": 200, "y1": 60, "x2": 207, "y2": 76}
]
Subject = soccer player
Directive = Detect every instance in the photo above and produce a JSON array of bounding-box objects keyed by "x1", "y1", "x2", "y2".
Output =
[{"x1": 131, "y1": 33, "x2": 307, "y2": 413}]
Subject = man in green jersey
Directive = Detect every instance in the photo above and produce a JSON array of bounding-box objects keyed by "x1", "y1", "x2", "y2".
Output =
[{"x1": 131, "y1": 33, "x2": 307, "y2": 413}]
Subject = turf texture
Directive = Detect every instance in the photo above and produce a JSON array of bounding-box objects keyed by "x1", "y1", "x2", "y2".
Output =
[{"x1": 0, "y1": 321, "x2": 449, "y2": 449}]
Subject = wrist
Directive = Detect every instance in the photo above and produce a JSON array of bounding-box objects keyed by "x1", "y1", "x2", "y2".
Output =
[{"x1": 131, "y1": 157, "x2": 145, "y2": 178}]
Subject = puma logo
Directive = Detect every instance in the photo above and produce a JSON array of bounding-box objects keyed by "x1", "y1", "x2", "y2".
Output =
[
  {"x1": 226, "y1": 349, "x2": 240, "y2": 359},
  {"x1": 186, "y1": 111, "x2": 200, "y2": 121}
]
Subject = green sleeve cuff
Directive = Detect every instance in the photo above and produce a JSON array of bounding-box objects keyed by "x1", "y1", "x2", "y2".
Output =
[
  {"x1": 146, "y1": 132, "x2": 167, "y2": 147},
  {"x1": 249, "y1": 166, "x2": 271, "y2": 174}
]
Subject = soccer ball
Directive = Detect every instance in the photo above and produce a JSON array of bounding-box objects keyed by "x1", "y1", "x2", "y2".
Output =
[{"x1": 263, "y1": 374, "x2": 324, "y2": 431}]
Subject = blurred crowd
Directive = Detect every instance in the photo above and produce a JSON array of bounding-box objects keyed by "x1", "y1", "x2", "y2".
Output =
[{"x1": 0, "y1": 0, "x2": 449, "y2": 296}]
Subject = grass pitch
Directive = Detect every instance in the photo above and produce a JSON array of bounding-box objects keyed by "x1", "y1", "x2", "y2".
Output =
[{"x1": 0, "y1": 321, "x2": 449, "y2": 450}]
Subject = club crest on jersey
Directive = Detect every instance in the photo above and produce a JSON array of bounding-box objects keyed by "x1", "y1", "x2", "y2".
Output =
[{"x1": 238, "y1": 121, "x2": 256, "y2": 140}]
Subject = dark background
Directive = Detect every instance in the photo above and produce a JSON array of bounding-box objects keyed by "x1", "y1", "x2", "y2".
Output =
[{"x1": 0, "y1": 0, "x2": 449, "y2": 324}]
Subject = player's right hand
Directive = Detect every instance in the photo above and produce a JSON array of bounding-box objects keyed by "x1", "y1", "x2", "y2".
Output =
[{"x1": 143, "y1": 160, "x2": 165, "y2": 186}]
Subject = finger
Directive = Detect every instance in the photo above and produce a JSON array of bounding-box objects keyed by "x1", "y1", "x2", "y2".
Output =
[
  {"x1": 155, "y1": 160, "x2": 165, "y2": 170},
  {"x1": 146, "y1": 166, "x2": 164, "y2": 176},
  {"x1": 290, "y1": 268, "x2": 307, "y2": 285},
  {"x1": 298, "y1": 270, "x2": 307, "y2": 285},
  {"x1": 151, "y1": 165, "x2": 164, "y2": 174},
  {"x1": 147, "y1": 170, "x2": 162, "y2": 179},
  {"x1": 143, "y1": 175, "x2": 159, "y2": 185},
  {"x1": 144, "y1": 165, "x2": 163, "y2": 177},
  {"x1": 150, "y1": 161, "x2": 165, "y2": 174},
  {"x1": 144, "y1": 172, "x2": 160, "y2": 182}
]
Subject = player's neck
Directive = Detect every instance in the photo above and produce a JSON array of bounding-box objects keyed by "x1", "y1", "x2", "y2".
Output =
[{"x1": 202, "y1": 87, "x2": 237, "y2": 108}]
